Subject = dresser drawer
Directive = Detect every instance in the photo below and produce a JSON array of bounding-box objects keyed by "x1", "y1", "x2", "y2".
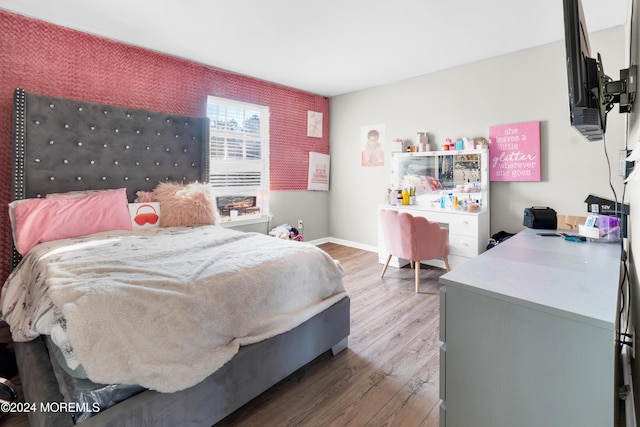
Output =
[
  {"x1": 439, "y1": 343, "x2": 446, "y2": 401},
  {"x1": 448, "y1": 215, "x2": 478, "y2": 236},
  {"x1": 448, "y1": 254, "x2": 472, "y2": 270},
  {"x1": 448, "y1": 234, "x2": 479, "y2": 257},
  {"x1": 439, "y1": 287, "x2": 446, "y2": 342}
]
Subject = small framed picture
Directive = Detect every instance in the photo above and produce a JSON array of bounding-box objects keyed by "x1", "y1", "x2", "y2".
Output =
[{"x1": 585, "y1": 215, "x2": 598, "y2": 228}]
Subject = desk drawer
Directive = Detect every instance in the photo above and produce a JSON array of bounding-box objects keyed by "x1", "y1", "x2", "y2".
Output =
[
  {"x1": 439, "y1": 343, "x2": 446, "y2": 401},
  {"x1": 448, "y1": 215, "x2": 478, "y2": 236},
  {"x1": 448, "y1": 234, "x2": 479, "y2": 257},
  {"x1": 405, "y1": 209, "x2": 449, "y2": 224},
  {"x1": 439, "y1": 287, "x2": 446, "y2": 342}
]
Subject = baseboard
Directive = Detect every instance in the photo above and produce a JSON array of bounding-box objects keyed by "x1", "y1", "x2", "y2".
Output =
[
  {"x1": 305, "y1": 237, "x2": 330, "y2": 245},
  {"x1": 307, "y1": 237, "x2": 377, "y2": 253}
]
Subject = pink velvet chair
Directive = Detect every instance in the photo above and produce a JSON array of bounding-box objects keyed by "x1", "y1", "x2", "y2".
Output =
[{"x1": 380, "y1": 209, "x2": 451, "y2": 292}]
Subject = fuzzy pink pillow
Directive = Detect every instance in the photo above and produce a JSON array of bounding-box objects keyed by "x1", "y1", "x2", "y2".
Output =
[
  {"x1": 135, "y1": 190, "x2": 157, "y2": 203},
  {"x1": 154, "y1": 182, "x2": 220, "y2": 227}
]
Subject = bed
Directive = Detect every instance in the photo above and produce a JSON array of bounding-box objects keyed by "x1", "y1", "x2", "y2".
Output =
[{"x1": 2, "y1": 88, "x2": 350, "y2": 426}]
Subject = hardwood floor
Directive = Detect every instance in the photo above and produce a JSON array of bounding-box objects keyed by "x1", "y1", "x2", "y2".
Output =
[
  {"x1": 219, "y1": 243, "x2": 445, "y2": 427},
  {"x1": 0, "y1": 243, "x2": 446, "y2": 427}
]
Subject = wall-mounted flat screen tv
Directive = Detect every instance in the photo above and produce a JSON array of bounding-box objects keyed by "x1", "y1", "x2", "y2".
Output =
[
  {"x1": 563, "y1": 0, "x2": 604, "y2": 141},
  {"x1": 563, "y1": 0, "x2": 636, "y2": 142}
]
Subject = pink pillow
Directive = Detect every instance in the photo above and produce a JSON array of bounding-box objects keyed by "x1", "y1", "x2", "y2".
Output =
[
  {"x1": 10, "y1": 188, "x2": 132, "y2": 255},
  {"x1": 154, "y1": 182, "x2": 220, "y2": 227},
  {"x1": 45, "y1": 189, "x2": 104, "y2": 199}
]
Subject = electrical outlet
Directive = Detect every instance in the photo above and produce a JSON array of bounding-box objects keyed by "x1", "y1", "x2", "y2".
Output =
[
  {"x1": 297, "y1": 219, "x2": 303, "y2": 231},
  {"x1": 619, "y1": 149, "x2": 634, "y2": 179}
]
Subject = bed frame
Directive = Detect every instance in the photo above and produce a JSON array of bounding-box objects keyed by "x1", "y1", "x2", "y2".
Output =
[{"x1": 9, "y1": 88, "x2": 350, "y2": 426}]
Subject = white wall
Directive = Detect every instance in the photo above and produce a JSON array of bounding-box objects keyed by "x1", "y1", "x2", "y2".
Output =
[
  {"x1": 625, "y1": 0, "x2": 640, "y2": 415},
  {"x1": 328, "y1": 27, "x2": 626, "y2": 248},
  {"x1": 225, "y1": 191, "x2": 329, "y2": 241},
  {"x1": 270, "y1": 191, "x2": 330, "y2": 241}
]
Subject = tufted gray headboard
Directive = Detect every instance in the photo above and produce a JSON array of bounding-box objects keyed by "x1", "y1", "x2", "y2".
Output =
[
  {"x1": 11, "y1": 88, "x2": 210, "y2": 201},
  {"x1": 10, "y1": 88, "x2": 210, "y2": 266}
]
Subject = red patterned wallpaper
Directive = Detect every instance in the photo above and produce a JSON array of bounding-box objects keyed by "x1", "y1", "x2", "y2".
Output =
[{"x1": 0, "y1": 10, "x2": 330, "y2": 283}]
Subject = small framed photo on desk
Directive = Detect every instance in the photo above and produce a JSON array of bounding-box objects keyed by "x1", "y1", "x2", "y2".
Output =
[{"x1": 584, "y1": 215, "x2": 598, "y2": 228}]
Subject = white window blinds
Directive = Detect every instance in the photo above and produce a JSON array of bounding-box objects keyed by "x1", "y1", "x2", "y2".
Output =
[{"x1": 206, "y1": 96, "x2": 270, "y2": 195}]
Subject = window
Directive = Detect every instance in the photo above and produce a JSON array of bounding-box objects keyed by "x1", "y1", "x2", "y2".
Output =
[{"x1": 206, "y1": 96, "x2": 270, "y2": 220}]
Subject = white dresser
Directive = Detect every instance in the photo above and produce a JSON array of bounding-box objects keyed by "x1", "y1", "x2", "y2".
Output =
[{"x1": 438, "y1": 229, "x2": 621, "y2": 427}]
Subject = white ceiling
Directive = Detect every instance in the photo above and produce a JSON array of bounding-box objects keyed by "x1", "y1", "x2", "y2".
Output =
[{"x1": 0, "y1": 0, "x2": 630, "y2": 97}]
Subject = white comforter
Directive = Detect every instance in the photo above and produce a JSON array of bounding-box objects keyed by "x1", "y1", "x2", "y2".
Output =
[{"x1": 1, "y1": 226, "x2": 347, "y2": 392}]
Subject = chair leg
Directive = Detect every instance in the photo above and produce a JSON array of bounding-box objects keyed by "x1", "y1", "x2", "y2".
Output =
[
  {"x1": 415, "y1": 260, "x2": 420, "y2": 293},
  {"x1": 381, "y1": 254, "x2": 392, "y2": 278},
  {"x1": 410, "y1": 260, "x2": 414, "y2": 269},
  {"x1": 444, "y1": 256, "x2": 451, "y2": 272}
]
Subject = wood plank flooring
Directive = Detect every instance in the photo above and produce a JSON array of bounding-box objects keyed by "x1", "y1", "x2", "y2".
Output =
[
  {"x1": 219, "y1": 243, "x2": 445, "y2": 427},
  {"x1": 0, "y1": 243, "x2": 446, "y2": 427}
]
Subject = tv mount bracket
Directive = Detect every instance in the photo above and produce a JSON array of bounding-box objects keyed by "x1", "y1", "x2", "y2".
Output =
[{"x1": 596, "y1": 53, "x2": 637, "y2": 127}]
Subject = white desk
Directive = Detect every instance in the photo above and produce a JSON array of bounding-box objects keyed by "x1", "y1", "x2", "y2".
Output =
[{"x1": 439, "y1": 229, "x2": 621, "y2": 427}]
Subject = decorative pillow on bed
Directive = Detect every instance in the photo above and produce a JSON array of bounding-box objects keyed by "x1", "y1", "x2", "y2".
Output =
[
  {"x1": 154, "y1": 182, "x2": 220, "y2": 227},
  {"x1": 128, "y1": 202, "x2": 161, "y2": 229},
  {"x1": 134, "y1": 190, "x2": 157, "y2": 203},
  {"x1": 45, "y1": 189, "x2": 104, "y2": 199},
  {"x1": 9, "y1": 188, "x2": 132, "y2": 255}
]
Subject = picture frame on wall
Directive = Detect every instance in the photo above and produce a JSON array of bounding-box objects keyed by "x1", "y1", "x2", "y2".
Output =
[
  {"x1": 307, "y1": 111, "x2": 323, "y2": 138},
  {"x1": 489, "y1": 121, "x2": 541, "y2": 182},
  {"x1": 308, "y1": 152, "x2": 330, "y2": 191},
  {"x1": 361, "y1": 124, "x2": 385, "y2": 167}
]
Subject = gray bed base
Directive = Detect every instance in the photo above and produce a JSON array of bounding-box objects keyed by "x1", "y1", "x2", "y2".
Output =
[
  {"x1": 10, "y1": 89, "x2": 351, "y2": 426},
  {"x1": 16, "y1": 296, "x2": 350, "y2": 427}
]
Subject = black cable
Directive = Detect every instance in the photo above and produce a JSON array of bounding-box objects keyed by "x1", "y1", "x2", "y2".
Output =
[
  {"x1": 604, "y1": 133, "x2": 633, "y2": 353},
  {"x1": 602, "y1": 134, "x2": 618, "y2": 208},
  {"x1": 619, "y1": 264, "x2": 626, "y2": 351},
  {"x1": 621, "y1": 171, "x2": 629, "y2": 329},
  {"x1": 619, "y1": 259, "x2": 631, "y2": 348}
]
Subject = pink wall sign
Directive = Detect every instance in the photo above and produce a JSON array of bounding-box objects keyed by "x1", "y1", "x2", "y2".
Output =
[{"x1": 489, "y1": 121, "x2": 541, "y2": 182}]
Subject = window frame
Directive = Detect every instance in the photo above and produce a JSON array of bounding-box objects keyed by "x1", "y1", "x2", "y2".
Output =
[{"x1": 206, "y1": 96, "x2": 270, "y2": 221}]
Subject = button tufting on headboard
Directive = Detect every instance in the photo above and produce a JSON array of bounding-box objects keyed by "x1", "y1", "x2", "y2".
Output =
[{"x1": 10, "y1": 88, "x2": 210, "y2": 268}]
